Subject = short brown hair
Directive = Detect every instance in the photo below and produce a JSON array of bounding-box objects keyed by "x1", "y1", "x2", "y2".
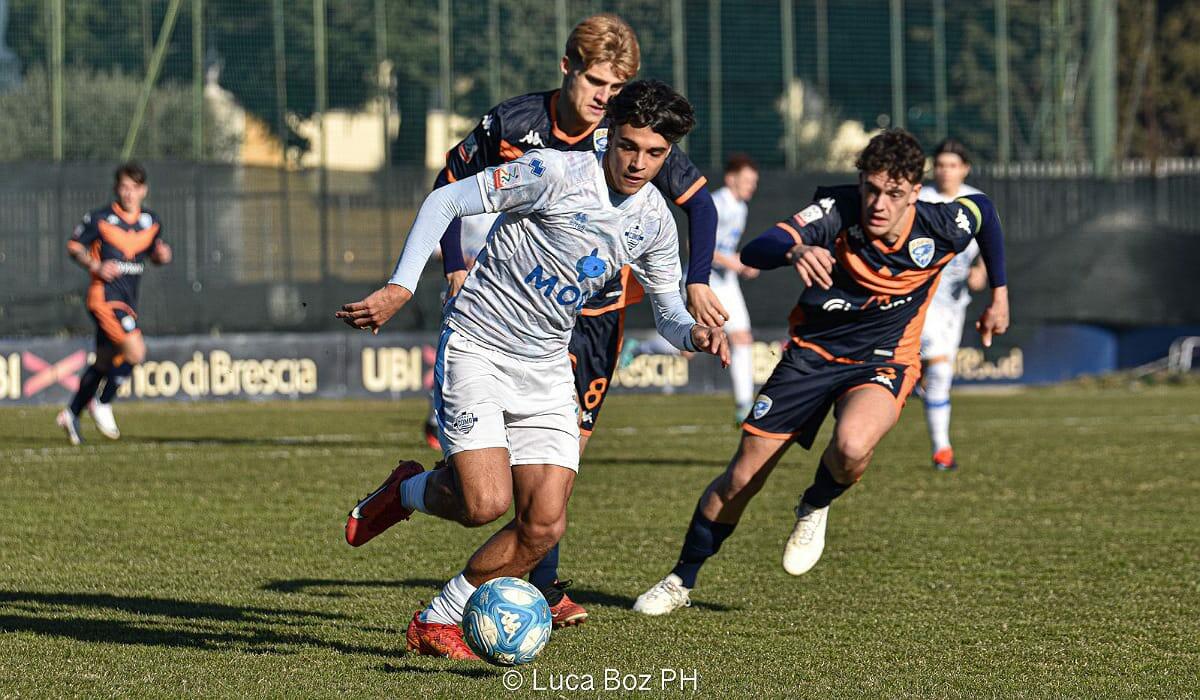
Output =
[
  {"x1": 855, "y1": 129, "x2": 924, "y2": 184},
  {"x1": 933, "y1": 138, "x2": 971, "y2": 165},
  {"x1": 606, "y1": 80, "x2": 695, "y2": 144},
  {"x1": 724, "y1": 153, "x2": 758, "y2": 175},
  {"x1": 565, "y1": 13, "x2": 640, "y2": 81},
  {"x1": 113, "y1": 161, "x2": 147, "y2": 187}
]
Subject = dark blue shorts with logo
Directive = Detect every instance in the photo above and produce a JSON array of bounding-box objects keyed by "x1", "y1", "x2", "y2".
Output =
[
  {"x1": 742, "y1": 343, "x2": 916, "y2": 449},
  {"x1": 568, "y1": 309, "x2": 624, "y2": 436}
]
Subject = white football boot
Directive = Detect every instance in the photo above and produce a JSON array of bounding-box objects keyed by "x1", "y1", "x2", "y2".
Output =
[
  {"x1": 782, "y1": 501, "x2": 829, "y2": 575},
  {"x1": 55, "y1": 408, "x2": 83, "y2": 446},
  {"x1": 88, "y1": 400, "x2": 120, "y2": 440},
  {"x1": 632, "y1": 574, "x2": 692, "y2": 616}
]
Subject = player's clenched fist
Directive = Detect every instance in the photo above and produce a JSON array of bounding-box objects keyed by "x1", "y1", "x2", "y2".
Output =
[
  {"x1": 336, "y1": 284, "x2": 412, "y2": 334},
  {"x1": 691, "y1": 324, "x2": 731, "y2": 367},
  {"x1": 785, "y1": 243, "x2": 835, "y2": 290},
  {"x1": 686, "y1": 283, "x2": 730, "y2": 327}
]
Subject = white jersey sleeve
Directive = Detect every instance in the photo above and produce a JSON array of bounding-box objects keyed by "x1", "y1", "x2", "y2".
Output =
[{"x1": 476, "y1": 150, "x2": 571, "y2": 216}]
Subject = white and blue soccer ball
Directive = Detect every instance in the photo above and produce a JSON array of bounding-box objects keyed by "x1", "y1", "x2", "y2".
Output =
[{"x1": 462, "y1": 577, "x2": 551, "y2": 666}]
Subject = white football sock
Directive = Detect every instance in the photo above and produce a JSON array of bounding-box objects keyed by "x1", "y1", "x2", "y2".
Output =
[
  {"x1": 730, "y1": 343, "x2": 754, "y2": 408},
  {"x1": 923, "y1": 361, "x2": 954, "y2": 453},
  {"x1": 423, "y1": 572, "x2": 477, "y2": 626},
  {"x1": 399, "y1": 469, "x2": 432, "y2": 514}
]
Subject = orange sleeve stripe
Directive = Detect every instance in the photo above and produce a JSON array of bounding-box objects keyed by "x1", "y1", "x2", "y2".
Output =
[
  {"x1": 741, "y1": 423, "x2": 796, "y2": 441},
  {"x1": 498, "y1": 140, "x2": 524, "y2": 161},
  {"x1": 777, "y1": 222, "x2": 803, "y2": 244},
  {"x1": 673, "y1": 176, "x2": 709, "y2": 205},
  {"x1": 444, "y1": 167, "x2": 457, "y2": 183}
]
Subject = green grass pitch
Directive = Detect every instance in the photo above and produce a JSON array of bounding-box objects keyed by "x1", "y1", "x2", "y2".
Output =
[{"x1": 1, "y1": 388, "x2": 1198, "y2": 697}]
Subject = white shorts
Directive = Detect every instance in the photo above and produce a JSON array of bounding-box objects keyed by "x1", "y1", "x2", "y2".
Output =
[
  {"x1": 920, "y1": 301, "x2": 967, "y2": 361},
  {"x1": 434, "y1": 327, "x2": 580, "y2": 471},
  {"x1": 710, "y1": 271, "x2": 751, "y2": 334}
]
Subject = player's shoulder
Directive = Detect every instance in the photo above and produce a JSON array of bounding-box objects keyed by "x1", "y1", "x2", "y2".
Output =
[
  {"x1": 139, "y1": 208, "x2": 162, "y2": 227},
  {"x1": 915, "y1": 192, "x2": 991, "y2": 238},
  {"x1": 792, "y1": 184, "x2": 858, "y2": 227},
  {"x1": 490, "y1": 90, "x2": 553, "y2": 139}
]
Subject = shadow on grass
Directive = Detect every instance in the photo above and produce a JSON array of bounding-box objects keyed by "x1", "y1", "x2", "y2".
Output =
[
  {"x1": 0, "y1": 591, "x2": 405, "y2": 658},
  {"x1": 380, "y1": 662, "x2": 497, "y2": 679},
  {"x1": 261, "y1": 578, "x2": 737, "y2": 613}
]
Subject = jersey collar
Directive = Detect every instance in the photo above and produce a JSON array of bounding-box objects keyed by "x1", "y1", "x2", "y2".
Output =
[{"x1": 111, "y1": 201, "x2": 142, "y2": 225}]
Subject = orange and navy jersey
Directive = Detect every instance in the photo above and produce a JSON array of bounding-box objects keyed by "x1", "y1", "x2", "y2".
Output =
[
  {"x1": 67, "y1": 202, "x2": 163, "y2": 308},
  {"x1": 743, "y1": 185, "x2": 1001, "y2": 371},
  {"x1": 443, "y1": 90, "x2": 708, "y2": 313}
]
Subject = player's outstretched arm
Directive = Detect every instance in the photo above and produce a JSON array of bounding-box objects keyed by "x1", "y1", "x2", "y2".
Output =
[
  {"x1": 336, "y1": 178, "x2": 487, "y2": 333},
  {"x1": 960, "y1": 194, "x2": 1010, "y2": 347},
  {"x1": 740, "y1": 226, "x2": 835, "y2": 289},
  {"x1": 677, "y1": 189, "x2": 729, "y2": 327}
]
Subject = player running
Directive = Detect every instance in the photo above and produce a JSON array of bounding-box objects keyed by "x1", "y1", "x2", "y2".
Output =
[
  {"x1": 416, "y1": 13, "x2": 723, "y2": 626},
  {"x1": 633, "y1": 130, "x2": 1010, "y2": 615},
  {"x1": 710, "y1": 154, "x2": 761, "y2": 421},
  {"x1": 918, "y1": 139, "x2": 988, "y2": 471},
  {"x1": 57, "y1": 162, "x2": 171, "y2": 444},
  {"x1": 337, "y1": 81, "x2": 728, "y2": 659}
]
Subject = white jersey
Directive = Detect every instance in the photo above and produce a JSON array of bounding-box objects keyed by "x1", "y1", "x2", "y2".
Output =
[
  {"x1": 711, "y1": 186, "x2": 748, "y2": 281},
  {"x1": 447, "y1": 149, "x2": 684, "y2": 361},
  {"x1": 919, "y1": 183, "x2": 982, "y2": 309},
  {"x1": 459, "y1": 213, "x2": 500, "y2": 264}
]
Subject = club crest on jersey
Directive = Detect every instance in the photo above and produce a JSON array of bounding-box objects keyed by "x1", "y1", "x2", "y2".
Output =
[
  {"x1": 752, "y1": 395, "x2": 773, "y2": 420},
  {"x1": 138, "y1": 213, "x2": 153, "y2": 229},
  {"x1": 575, "y1": 248, "x2": 607, "y2": 282},
  {"x1": 458, "y1": 132, "x2": 479, "y2": 162},
  {"x1": 794, "y1": 204, "x2": 823, "y2": 226},
  {"x1": 493, "y1": 163, "x2": 522, "y2": 190},
  {"x1": 451, "y1": 412, "x2": 477, "y2": 433},
  {"x1": 106, "y1": 214, "x2": 120, "y2": 225},
  {"x1": 593, "y1": 128, "x2": 608, "y2": 152},
  {"x1": 622, "y1": 222, "x2": 646, "y2": 253},
  {"x1": 908, "y1": 237, "x2": 935, "y2": 268}
]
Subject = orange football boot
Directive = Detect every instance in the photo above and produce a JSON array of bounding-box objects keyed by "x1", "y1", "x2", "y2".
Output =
[
  {"x1": 405, "y1": 610, "x2": 479, "y2": 660},
  {"x1": 345, "y1": 460, "x2": 424, "y2": 546},
  {"x1": 932, "y1": 447, "x2": 958, "y2": 472}
]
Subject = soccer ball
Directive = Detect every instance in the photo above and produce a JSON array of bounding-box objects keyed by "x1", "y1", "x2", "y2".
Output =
[{"x1": 462, "y1": 577, "x2": 552, "y2": 666}]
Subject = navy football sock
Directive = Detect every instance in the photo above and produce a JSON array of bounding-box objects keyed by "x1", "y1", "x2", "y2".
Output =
[
  {"x1": 529, "y1": 543, "x2": 561, "y2": 603},
  {"x1": 98, "y1": 363, "x2": 133, "y2": 403},
  {"x1": 69, "y1": 365, "x2": 105, "y2": 416},
  {"x1": 801, "y1": 459, "x2": 852, "y2": 508},
  {"x1": 670, "y1": 504, "x2": 737, "y2": 589}
]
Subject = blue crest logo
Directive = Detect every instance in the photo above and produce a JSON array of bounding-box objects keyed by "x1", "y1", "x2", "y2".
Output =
[
  {"x1": 575, "y1": 248, "x2": 607, "y2": 282},
  {"x1": 908, "y1": 237, "x2": 935, "y2": 268},
  {"x1": 593, "y1": 128, "x2": 608, "y2": 152},
  {"x1": 752, "y1": 395, "x2": 773, "y2": 420},
  {"x1": 623, "y1": 222, "x2": 645, "y2": 253}
]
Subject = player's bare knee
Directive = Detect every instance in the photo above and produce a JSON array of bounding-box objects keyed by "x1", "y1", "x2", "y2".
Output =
[
  {"x1": 460, "y1": 493, "x2": 510, "y2": 527},
  {"x1": 516, "y1": 516, "x2": 566, "y2": 555},
  {"x1": 833, "y1": 434, "x2": 875, "y2": 471}
]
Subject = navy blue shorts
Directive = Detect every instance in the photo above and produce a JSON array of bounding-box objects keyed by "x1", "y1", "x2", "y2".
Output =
[
  {"x1": 742, "y1": 344, "x2": 917, "y2": 449},
  {"x1": 568, "y1": 309, "x2": 624, "y2": 436}
]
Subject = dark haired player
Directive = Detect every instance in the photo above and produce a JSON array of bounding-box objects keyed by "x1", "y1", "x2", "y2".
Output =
[
  {"x1": 409, "y1": 13, "x2": 724, "y2": 628},
  {"x1": 634, "y1": 130, "x2": 1010, "y2": 615},
  {"x1": 337, "y1": 81, "x2": 728, "y2": 659},
  {"x1": 57, "y1": 162, "x2": 171, "y2": 445}
]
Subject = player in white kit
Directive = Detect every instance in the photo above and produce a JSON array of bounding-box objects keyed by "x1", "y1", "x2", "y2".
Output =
[
  {"x1": 918, "y1": 139, "x2": 988, "y2": 471},
  {"x1": 709, "y1": 155, "x2": 761, "y2": 421},
  {"x1": 336, "y1": 81, "x2": 729, "y2": 659}
]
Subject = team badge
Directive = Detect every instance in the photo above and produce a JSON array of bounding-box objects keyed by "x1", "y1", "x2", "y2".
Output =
[
  {"x1": 458, "y1": 132, "x2": 479, "y2": 162},
  {"x1": 593, "y1": 128, "x2": 609, "y2": 152},
  {"x1": 575, "y1": 248, "x2": 607, "y2": 282},
  {"x1": 120, "y1": 315, "x2": 137, "y2": 332},
  {"x1": 492, "y1": 163, "x2": 522, "y2": 190},
  {"x1": 794, "y1": 204, "x2": 823, "y2": 226},
  {"x1": 908, "y1": 237, "x2": 935, "y2": 268},
  {"x1": 451, "y1": 412, "x2": 477, "y2": 433},
  {"x1": 752, "y1": 395, "x2": 773, "y2": 420},
  {"x1": 622, "y1": 221, "x2": 645, "y2": 253},
  {"x1": 138, "y1": 213, "x2": 153, "y2": 229},
  {"x1": 106, "y1": 214, "x2": 120, "y2": 225}
]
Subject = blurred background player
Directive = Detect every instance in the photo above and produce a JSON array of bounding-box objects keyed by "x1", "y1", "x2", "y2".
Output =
[
  {"x1": 338, "y1": 81, "x2": 727, "y2": 659},
  {"x1": 57, "y1": 162, "x2": 171, "y2": 444},
  {"x1": 633, "y1": 130, "x2": 1010, "y2": 615},
  {"x1": 918, "y1": 139, "x2": 988, "y2": 471},
  {"x1": 419, "y1": 13, "x2": 723, "y2": 626},
  {"x1": 710, "y1": 154, "x2": 761, "y2": 421}
]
